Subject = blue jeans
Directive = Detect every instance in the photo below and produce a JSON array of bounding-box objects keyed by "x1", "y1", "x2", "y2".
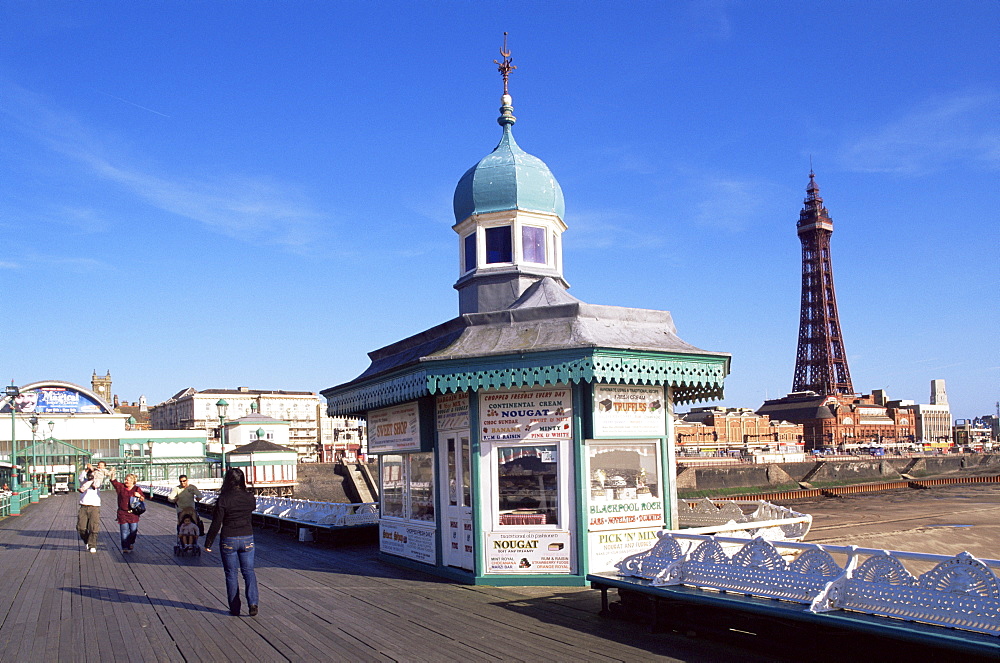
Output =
[
  {"x1": 220, "y1": 535, "x2": 258, "y2": 614},
  {"x1": 119, "y1": 522, "x2": 139, "y2": 550}
]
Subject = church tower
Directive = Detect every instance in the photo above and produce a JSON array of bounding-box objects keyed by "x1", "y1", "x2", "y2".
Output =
[
  {"x1": 791, "y1": 172, "x2": 854, "y2": 395},
  {"x1": 452, "y1": 36, "x2": 568, "y2": 314},
  {"x1": 91, "y1": 370, "x2": 113, "y2": 405}
]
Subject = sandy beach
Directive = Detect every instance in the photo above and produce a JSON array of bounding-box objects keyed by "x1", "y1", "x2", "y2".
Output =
[{"x1": 787, "y1": 482, "x2": 1000, "y2": 560}]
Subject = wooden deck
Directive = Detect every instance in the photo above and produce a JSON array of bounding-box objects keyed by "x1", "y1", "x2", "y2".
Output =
[{"x1": 0, "y1": 494, "x2": 767, "y2": 662}]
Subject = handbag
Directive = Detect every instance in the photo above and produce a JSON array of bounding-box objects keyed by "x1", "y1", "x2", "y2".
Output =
[{"x1": 129, "y1": 495, "x2": 146, "y2": 516}]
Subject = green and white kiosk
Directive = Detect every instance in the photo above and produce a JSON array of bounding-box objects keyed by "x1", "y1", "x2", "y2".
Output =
[{"x1": 323, "y1": 72, "x2": 729, "y2": 585}]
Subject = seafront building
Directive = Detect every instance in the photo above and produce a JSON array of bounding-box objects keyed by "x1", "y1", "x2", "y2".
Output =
[
  {"x1": 913, "y1": 379, "x2": 952, "y2": 446},
  {"x1": 150, "y1": 386, "x2": 365, "y2": 462},
  {"x1": 323, "y1": 50, "x2": 729, "y2": 585},
  {"x1": 673, "y1": 407, "x2": 803, "y2": 456}
]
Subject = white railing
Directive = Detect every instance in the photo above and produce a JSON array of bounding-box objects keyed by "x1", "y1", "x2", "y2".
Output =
[
  {"x1": 615, "y1": 532, "x2": 1000, "y2": 636},
  {"x1": 677, "y1": 498, "x2": 813, "y2": 541},
  {"x1": 198, "y1": 490, "x2": 379, "y2": 528},
  {"x1": 139, "y1": 483, "x2": 380, "y2": 529}
]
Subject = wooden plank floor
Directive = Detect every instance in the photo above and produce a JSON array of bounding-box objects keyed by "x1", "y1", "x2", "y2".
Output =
[{"x1": 0, "y1": 495, "x2": 773, "y2": 662}]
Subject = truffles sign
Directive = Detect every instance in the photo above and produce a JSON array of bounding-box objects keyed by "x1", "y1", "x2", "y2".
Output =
[
  {"x1": 485, "y1": 531, "x2": 572, "y2": 574},
  {"x1": 481, "y1": 389, "x2": 572, "y2": 442},
  {"x1": 592, "y1": 385, "x2": 665, "y2": 437},
  {"x1": 369, "y1": 402, "x2": 420, "y2": 453}
]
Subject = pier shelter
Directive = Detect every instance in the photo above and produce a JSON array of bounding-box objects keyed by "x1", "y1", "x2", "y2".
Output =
[{"x1": 324, "y1": 62, "x2": 728, "y2": 585}]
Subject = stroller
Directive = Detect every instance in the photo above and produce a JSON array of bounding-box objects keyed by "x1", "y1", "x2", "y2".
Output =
[{"x1": 173, "y1": 512, "x2": 202, "y2": 557}]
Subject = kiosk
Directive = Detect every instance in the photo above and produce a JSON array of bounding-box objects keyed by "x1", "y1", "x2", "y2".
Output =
[{"x1": 323, "y1": 55, "x2": 729, "y2": 585}]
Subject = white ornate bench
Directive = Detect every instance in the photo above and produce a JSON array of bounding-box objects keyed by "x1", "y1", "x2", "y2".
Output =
[{"x1": 589, "y1": 532, "x2": 1000, "y2": 657}]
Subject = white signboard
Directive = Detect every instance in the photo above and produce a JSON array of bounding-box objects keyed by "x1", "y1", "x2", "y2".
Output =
[
  {"x1": 592, "y1": 384, "x2": 665, "y2": 437},
  {"x1": 485, "y1": 530, "x2": 572, "y2": 574},
  {"x1": 481, "y1": 388, "x2": 572, "y2": 442},
  {"x1": 369, "y1": 402, "x2": 420, "y2": 453},
  {"x1": 588, "y1": 528, "x2": 663, "y2": 573},
  {"x1": 587, "y1": 498, "x2": 665, "y2": 532},
  {"x1": 380, "y1": 521, "x2": 437, "y2": 564},
  {"x1": 436, "y1": 392, "x2": 469, "y2": 431}
]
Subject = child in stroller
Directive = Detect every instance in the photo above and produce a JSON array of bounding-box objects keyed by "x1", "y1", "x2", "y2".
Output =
[{"x1": 175, "y1": 513, "x2": 202, "y2": 556}]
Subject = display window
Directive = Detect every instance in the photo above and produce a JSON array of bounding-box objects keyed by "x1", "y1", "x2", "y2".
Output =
[
  {"x1": 496, "y1": 444, "x2": 558, "y2": 526},
  {"x1": 586, "y1": 441, "x2": 663, "y2": 531},
  {"x1": 407, "y1": 452, "x2": 435, "y2": 522},
  {"x1": 380, "y1": 453, "x2": 434, "y2": 522},
  {"x1": 381, "y1": 455, "x2": 405, "y2": 519}
]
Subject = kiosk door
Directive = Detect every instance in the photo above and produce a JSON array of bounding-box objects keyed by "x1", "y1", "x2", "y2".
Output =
[{"x1": 441, "y1": 433, "x2": 474, "y2": 570}]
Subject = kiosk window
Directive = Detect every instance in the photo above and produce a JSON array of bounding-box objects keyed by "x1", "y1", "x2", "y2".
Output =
[
  {"x1": 588, "y1": 442, "x2": 659, "y2": 502},
  {"x1": 497, "y1": 445, "x2": 558, "y2": 526},
  {"x1": 407, "y1": 453, "x2": 435, "y2": 522},
  {"x1": 381, "y1": 455, "x2": 404, "y2": 519}
]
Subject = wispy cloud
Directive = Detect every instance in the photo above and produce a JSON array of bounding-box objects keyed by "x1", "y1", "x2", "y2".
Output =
[
  {"x1": 566, "y1": 209, "x2": 664, "y2": 250},
  {"x1": 2, "y1": 82, "x2": 327, "y2": 251},
  {"x1": 96, "y1": 90, "x2": 171, "y2": 118},
  {"x1": 839, "y1": 92, "x2": 1000, "y2": 175},
  {"x1": 690, "y1": 176, "x2": 779, "y2": 232},
  {"x1": 0, "y1": 261, "x2": 20, "y2": 270}
]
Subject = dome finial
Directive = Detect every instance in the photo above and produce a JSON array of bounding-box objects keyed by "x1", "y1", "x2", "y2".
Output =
[{"x1": 494, "y1": 32, "x2": 517, "y2": 127}]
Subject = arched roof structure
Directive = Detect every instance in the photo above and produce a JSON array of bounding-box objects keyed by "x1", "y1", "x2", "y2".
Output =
[{"x1": 1, "y1": 380, "x2": 116, "y2": 415}]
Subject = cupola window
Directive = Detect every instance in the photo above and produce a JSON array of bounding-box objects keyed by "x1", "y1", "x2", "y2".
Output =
[
  {"x1": 485, "y1": 226, "x2": 512, "y2": 264},
  {"x1": 522, "y1": 225, "x2": 546, "y2": 264},
  {"x1": 464, "y1": 233, "x2": 477, "y2": 272}
]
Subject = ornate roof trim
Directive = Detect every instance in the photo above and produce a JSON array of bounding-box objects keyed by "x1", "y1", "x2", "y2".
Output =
[{"x1": 324, "y1": 348, "x2": 729, "y2": 415}]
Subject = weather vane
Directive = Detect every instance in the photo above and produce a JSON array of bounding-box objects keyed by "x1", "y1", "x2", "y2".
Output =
[{"x1": 494, "y1": 32, "x2": 516, "y2": 95}]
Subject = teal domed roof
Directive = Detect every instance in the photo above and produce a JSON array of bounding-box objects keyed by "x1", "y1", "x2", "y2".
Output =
[{"x1": 453, "y1": 96, "x2": 565, "y2": 223}]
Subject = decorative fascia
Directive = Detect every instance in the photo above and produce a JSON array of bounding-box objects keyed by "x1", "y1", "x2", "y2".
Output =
[{"x1": 325, "y1": 348, "x2": 729, "y2": 416}]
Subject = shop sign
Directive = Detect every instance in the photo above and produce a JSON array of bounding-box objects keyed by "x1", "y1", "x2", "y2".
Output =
[
  {"x1": 485, "y1": 531, "x2": 572, "y2": 574},
  {"x1": 380, "y1": 521, "x2": 437, "y2": 564},
  {"x1": 436, "y1": 392, "x2": 469, "y2": 431},
  {"x1": 587, "y1": 498, "x2": 664, "y2": 532},
  {"x1": 369, "y1": 402, "x2": 420, "y2": 453},
  {"x1": 481, "y1": 389, "x2": 572, "y2": 442},
  {"x1": 588, "y1": 528, "x2": 662, "y2": 573},
  {"x1": 592, "y1": 384, "x2": 665, "y2": 437}
]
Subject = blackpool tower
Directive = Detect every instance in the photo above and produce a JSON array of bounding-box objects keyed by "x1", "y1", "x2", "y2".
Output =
[{"x1": 791, "y1": 172, "x2": 854, "y2": 396}]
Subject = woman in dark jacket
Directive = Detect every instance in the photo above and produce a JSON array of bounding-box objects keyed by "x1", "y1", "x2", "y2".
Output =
[
  {"x1": 205, "y1": 468, "x2": 259, "y2": 616},
  {"x1": 110, "y1": 473, "x2": 144, "y2": 553}
]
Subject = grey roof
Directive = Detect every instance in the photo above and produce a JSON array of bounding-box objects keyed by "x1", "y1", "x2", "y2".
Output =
[
  {"x1": 756, "y1": 394, "x2": 836, "y2": 422},
  {"x1": 232, "y1": 439, "x2": 295, "y2": 454},
  {"x1": 354, "y1": 277, "x2": 727, "y2": 383}
]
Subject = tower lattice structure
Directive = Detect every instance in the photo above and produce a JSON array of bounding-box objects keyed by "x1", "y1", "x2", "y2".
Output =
[{"x1": 792, "y1": 172, "x2": 854, "y2": 396}]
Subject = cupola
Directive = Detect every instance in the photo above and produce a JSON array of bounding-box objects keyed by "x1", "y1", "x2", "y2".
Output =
[{"x1": 452, "y1": 36, "x2": 569, "y2": 315}]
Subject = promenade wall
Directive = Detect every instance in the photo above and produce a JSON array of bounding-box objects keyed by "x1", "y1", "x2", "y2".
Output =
[
  {"x1": 292, "y1": 462, "x2": 352, "y2": 502},
  {"x1": 677, "y1": 454, "x2": 1000, "y2": 493}
]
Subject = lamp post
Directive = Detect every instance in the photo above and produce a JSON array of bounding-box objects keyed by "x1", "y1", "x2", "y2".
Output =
[
  {"x1": 43, "y1": 420, "x2": 54, "y2": 492},
  {"x1": 146, "y1": 440, "x2": 154, "y2": 482},
  {"x1": 28, "y1": 416, "x2": 39, "y2": 490},
  {"x1": 216, "y1": 399, "x2": 229, "y2": 477},
  {"x1": 6, "y1": 383, "x2": 20, "y2": 489}
]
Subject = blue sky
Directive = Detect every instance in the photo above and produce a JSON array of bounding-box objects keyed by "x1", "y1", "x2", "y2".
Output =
[{"x1": 2, "y1": 2, "x2": 997, "y2": 419}]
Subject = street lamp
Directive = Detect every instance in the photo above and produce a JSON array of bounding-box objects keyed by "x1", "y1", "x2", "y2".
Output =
[
  {"x1": 6, "y1": 383, "x2": 20, "y2": 489},
  {"x1": 28, "y1": 416, "x2": 38, "y2": 489},
  {"x1": 146, "y1": 440, "x2": 154, "y2": 482},
  {"x1": 217, "y1": 399, "x2": 229, "y2": 476},
  {"x1": 41, "y1": 420, "x2": 54, "y2": 492}
]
